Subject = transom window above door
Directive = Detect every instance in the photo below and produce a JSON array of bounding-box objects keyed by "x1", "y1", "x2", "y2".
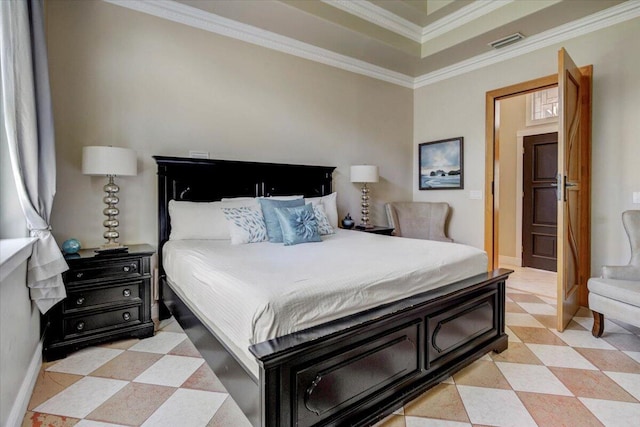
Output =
[{"x1": 526, "y1": 87, "x2": 559, "y2": 126}]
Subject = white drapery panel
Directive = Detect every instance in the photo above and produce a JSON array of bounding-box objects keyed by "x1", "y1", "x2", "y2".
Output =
[{"x1": 1, "y1": 0, "x2": 68, "y2": 313}]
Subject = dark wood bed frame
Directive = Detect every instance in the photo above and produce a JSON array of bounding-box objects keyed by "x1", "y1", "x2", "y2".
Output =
[{"x1": 154, "y1": 156, "x2": 511, "y2": 427}]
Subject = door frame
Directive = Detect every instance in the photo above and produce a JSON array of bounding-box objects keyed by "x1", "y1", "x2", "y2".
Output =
[{"x1": 484, "y1": 69, "x2": 591, "y2": 306}]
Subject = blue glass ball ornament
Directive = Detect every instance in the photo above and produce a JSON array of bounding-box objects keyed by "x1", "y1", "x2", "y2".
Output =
[{"x1": 62, "y1": 238, "x2": 81, "y2": 254}]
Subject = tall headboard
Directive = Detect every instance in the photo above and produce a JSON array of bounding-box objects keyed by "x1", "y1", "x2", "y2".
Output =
[{"x1": 154, "y1": 156, "x2": 336, "y2": 273}]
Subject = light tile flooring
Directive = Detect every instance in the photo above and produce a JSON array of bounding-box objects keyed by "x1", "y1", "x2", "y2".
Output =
[
  {"x1": 23, "y1": 270, "x2": 640, "y2": 426},
  {"x1": 503, "y1": 265, "x2": 557, "y2": 299}
]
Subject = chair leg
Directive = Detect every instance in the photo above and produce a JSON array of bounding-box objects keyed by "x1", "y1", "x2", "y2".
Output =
[{"x1": 591, "y1": 311, "x2": 605, "y2": 337}]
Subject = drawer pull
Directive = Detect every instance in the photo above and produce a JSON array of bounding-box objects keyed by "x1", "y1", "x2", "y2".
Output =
[
  {"x1": 76, "y1": 297, "x2": 85, "y2": 306},
  {"x1": 76, "y1": 272, "x2": 84, "y2": 279},
  {"x1": 123, "y1": 312, "x2": 131, "y2": 321},
  {"x1": 123, "y1": 264, "x2": 137, "y2": 272},
  {"x1": 76, "y1": 321, "x2": 85, "y2": 331},
  {"x1": 123, "y1": 289, "x2": 131, "y2": 297}
]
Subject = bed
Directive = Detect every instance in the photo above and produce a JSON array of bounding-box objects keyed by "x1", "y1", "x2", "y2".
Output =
[{"x1": 154, "y1": 156, "x2": 511, "y2": 427}]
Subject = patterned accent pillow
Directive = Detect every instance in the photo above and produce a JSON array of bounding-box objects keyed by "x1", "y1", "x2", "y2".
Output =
[
  {"x1": 305, "y1": 192, "x2": 338, "y2": 228},
  {"x1": 274, "y1": 204, "x2": 321, "y2": 246},
  {"x1": 312, "y1": 204, "x2": 334, "y2": 235},
  {"x1": 258, "y1": 198, "x2": 305, "y2": 243},
  {"x1": 222, "y1": 206, "x2": 268, "y2": 245}
]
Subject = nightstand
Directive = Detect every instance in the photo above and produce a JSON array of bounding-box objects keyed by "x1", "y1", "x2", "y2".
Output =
[
  {"x1": 43, "y1": 244, "x2": 155, "y2": 360},
  {"x1": 353, "y1": 226, "x2": 395, "y2": 236}
]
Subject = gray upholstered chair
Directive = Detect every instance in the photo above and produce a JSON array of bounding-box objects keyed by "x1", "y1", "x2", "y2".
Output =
[
  {"x1": 385, "y1": 202, "x2": 453, "y2": 242},
  {"x1": 588, "y1": 210, "x2": 640, "y2": 337}
]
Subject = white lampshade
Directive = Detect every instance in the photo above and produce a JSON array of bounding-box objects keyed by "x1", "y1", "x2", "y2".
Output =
[
  {"x1": 350, "y1": 165, "x2": 379, "y2": 183},
  {"x1": 82, "y1": 146, "x2": 137, "y2": 176}
]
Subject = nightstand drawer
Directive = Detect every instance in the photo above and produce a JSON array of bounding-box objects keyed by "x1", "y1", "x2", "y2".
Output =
[
  {"x1": 63, "y1": 306, "x2": 141, "y2": 338},
  {"x1": 44, "y1": 244, "x2": 155, "y2": 360},
  {"x1": 65, "y1": 258, "x2": 143, "y2": 283},
  {"x1": 63, "y1": 281, "x2": 142, "y2": 313}
]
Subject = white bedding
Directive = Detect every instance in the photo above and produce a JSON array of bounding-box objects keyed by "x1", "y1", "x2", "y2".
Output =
[{"x1": 163, "y1": 230, "x2": 487, "y2": 377}]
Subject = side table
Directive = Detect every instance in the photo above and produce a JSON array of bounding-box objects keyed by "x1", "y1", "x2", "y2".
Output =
[{"x1": 43, "y1": 244, "x2": 155, "y2": 360}]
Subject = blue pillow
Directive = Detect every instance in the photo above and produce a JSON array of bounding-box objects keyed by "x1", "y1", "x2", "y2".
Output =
[
  {"x1": 274, "y1": 204, "x2": 321, "y2": 246},
  {"x1": 258, "y1": 198, "x2": 305, "y2": 243}
]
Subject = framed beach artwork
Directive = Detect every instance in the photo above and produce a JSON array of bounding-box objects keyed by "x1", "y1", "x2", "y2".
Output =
[{"x1": 419, "y1": 137, "x2": 463, "y2": 190}]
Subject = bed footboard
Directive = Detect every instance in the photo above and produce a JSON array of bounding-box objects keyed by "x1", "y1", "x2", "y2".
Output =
[
  {"x1": 162, "y1": 282, "x2": 262, "y2": 425},
  {"x1": 165, "y1": 269, "x2": 509, "y2": 426},
  {"x1": 250, "y1": 269, "x2": 510, "y2": 427}
]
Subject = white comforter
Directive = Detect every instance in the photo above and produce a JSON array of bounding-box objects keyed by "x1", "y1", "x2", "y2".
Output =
[{"x1": 163, "y1": 230, "x2": 487, "y2": 374}]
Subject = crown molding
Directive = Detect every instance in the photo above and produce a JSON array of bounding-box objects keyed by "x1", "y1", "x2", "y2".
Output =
[
  {"x1": 322, "y1": 0, "x2": 514, "y2": 44},
  {"x1": 322, "y1": 0, "x2": 423, "y2": 43},
  {"x1": 103, "y1": 0, "x2": 414, "y2": 88},
  {"x1": 103, "y1": 0, "x2": 639, "y2": 91},
  {"x1": 414, "y1": 0, "x2": 640, "y2": 88},
  {"x1": 420, "y1": 0, "x2": 513, "y2": 42}
]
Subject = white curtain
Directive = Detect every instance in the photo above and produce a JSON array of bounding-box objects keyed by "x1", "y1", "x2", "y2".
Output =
[{"x1": 1, "y1": 0, "x2": 68, "y2": 313}]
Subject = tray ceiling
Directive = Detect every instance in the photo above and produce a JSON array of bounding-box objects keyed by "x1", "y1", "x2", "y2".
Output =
[{"x1": 108, "y1": 0, "x2": 638, "y2": 87}]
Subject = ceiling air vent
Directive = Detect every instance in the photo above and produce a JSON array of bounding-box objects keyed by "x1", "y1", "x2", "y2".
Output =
[{"x1": 489, "y1": 32, "x2": 525, "y2": 49}]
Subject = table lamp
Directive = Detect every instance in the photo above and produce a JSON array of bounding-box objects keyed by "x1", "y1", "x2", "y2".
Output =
[
  {"x1": 82, "y1": 146, "x2": 137, "y2": 252},
  {"x1": 350, "y1": 165, "x2": 379, "y2": 229}
]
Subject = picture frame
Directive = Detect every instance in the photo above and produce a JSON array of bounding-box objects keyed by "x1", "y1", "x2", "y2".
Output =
[{"x1": 419, "y1": 137, "x2": 464, "y2": 190}]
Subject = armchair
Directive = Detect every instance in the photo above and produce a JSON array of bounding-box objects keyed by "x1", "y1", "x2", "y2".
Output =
[
  {"x1": 384, "y1": 202, "x2": 453, "y2": 242},
  {"x1": 588, "y1": 210, "x2": 640, "y2": 337}
]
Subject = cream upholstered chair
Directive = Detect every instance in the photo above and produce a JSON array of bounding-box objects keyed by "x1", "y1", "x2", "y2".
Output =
[
  {"x1": 588, "y1": 210, "x2": 640, "y2": 337},
  {"x1": 385, "y1": 202, "x2": 452, "y2": 242}
]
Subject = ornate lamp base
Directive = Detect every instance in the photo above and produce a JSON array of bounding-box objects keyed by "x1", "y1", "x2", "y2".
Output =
[
  {"x1": 359, "y1": 183, "x2": 374, "y2": 229},
  {"x1": 96, "y1": 175, "x2": 128, "y2": 253}
]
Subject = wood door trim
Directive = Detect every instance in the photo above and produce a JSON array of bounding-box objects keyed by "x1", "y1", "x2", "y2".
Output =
[{"x1": 484, "y1": 67, "x2": 591, "y2": 306}]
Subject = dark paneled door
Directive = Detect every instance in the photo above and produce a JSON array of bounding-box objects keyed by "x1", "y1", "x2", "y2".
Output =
[{"x1": 522, "y1": 132, "x2": 558, "y2": 272}]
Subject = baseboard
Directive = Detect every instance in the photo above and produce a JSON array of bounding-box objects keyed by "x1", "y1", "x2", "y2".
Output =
[
  {"x1": 499, "y1": 255, "x2": 522, "y2": 267},
  {"x1": 6, "y1": 339, "x2": 42, "y2": 427}
]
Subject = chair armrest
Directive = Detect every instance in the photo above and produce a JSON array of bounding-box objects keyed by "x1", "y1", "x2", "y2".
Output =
[
  {"x1": 602, "y1": 265, "x2": 640, "y2": 281},
  {"x1": 385, "y1": 204, "x2": 400, "y2": 236}
]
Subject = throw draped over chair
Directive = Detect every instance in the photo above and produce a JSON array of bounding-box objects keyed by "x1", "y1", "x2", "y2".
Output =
[
  {"x1": 385, "y1": 202, "x2": 453, "y2": 242},
  {"x1": 588, "y1": 210, "x2": 640, "y2": 337}
]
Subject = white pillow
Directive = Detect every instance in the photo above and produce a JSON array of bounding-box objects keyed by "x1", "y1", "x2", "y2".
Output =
[
  {"x1": 168, "y1": 198, "x2": 258, "y2": 240},
  {"x1": 168, "y1": 201, "x2": 227, "y2": 240},
  {"x1": 305, "y1": 192, "x2": 338, "y2": 229},
  {"x1": 312, "y1": 204, "x2": 335, "y2": 235},
  {"x1": 222, "y1": 206, "x2": 268, "y2": 245}
]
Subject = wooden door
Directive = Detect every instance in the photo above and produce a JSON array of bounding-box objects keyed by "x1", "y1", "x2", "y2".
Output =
[
  {"x1": 523, "y1": 133, "x2": 558, "y2": 272},
  {"x1": 557, "y1": 49, "x2": 590, "y2": 331}
]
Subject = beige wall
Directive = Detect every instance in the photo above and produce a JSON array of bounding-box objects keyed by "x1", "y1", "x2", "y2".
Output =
[
  {"x1": 497, "y1": 95, "x2": 526, "y2": 259},
  {"x1": 415, "y1": 18, "x2": 640, "y2": 273},
  {"x1": 46, "y1": 0, "x2": 413, "y2": 249},
  {"x1": 45, "y1": 0, "x2": 640, "y2": 275}
]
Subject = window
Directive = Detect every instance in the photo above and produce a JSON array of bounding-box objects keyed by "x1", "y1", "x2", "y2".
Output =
[{"x1": 525, "y1": 87, "x2": 558, "y2": 127}]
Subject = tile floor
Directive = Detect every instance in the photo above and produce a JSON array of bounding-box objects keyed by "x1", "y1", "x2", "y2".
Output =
[
  {"x1": 502, "y1": 265, "x2": 557, "y2": 299},
  {"x1": 22, "y1": 269, "x2": 640, "y2": 426}
]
